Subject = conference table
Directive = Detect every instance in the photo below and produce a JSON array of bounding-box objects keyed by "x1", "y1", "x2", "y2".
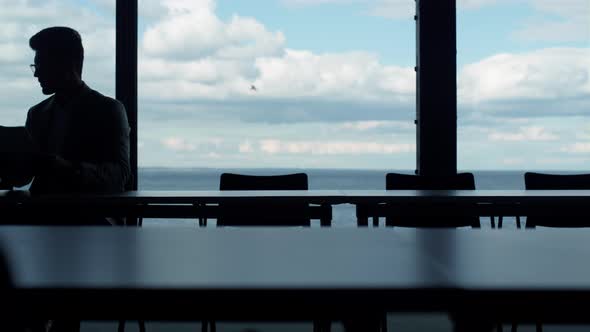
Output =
[
  {"x1": 1, "y1": 226, "x2": 590, "y2": 332},
  {"x1": 3, "y1": 189, "x2": 590, "y2": 203},
  {"x1": 1, "y1": 189, "x2": 589, "y2": 224}
]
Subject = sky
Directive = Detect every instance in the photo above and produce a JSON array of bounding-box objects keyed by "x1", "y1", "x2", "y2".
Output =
[{"x1": 0, "y1": 0, "x2": 588, "y2": 170}]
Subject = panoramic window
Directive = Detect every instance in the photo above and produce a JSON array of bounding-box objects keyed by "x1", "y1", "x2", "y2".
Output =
[
  {"x1": 457, "y1": 0, "x2": 590, "y2": 189},
  {"x1": 138, "y1": 0, "x2": 417, "y2": 225},
  {"x1": 0, "y1": 0, "x2": 116, "y2": 127}
]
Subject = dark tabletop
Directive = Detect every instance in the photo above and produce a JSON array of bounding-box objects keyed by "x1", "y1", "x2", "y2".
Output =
[
  {"x1": 2, "y1": 226, "x2": 590, "y2": 322},
  {"x1": 1, "y1": 227, "x2": 444, "y2": 289}
]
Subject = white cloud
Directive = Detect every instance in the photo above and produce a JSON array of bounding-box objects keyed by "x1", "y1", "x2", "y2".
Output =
[
  {"x1": 459, "y1": 48, "x2": 590, "y2": 104},
  {"x1": 259, "y1": 139, "x2": 415, "y2": 155},
  {"x1": 140, "y1": 47, "x2": 415, "y2": 102},
  {"x1": 366, "y1": 0, "x2": 414, "y2": 20},
  {"x1": 0, "y1": 43, "x2": 26, "y2": 63},
  {"x1": 535, "y1": 156, "x2": 590, "y2": 166},
  {"x1": 206, "y1": 152, "x2": 222, "y2": 158},
  {"x1": 141, "y1": 2, "x2": 285, "y2": 59},
  {"x1": 161, "y1": 137, "x2": 197, "y2": 151},
  {"x1": 253, "y1": 50, "x2": 415, "y2": 100},
  {"x1": 340, "y1": 120, "x2": 413, "y2": 131},
  {"x1": 502, "y1": 158, "x2": 525, "y2": 166},
  {"x1": 488, "y1": 126, "x2": 559, "y2": 142},
  {"x1": 561, "y1": 142, "x2": 590, "y2": 154},
  {"x1": 239, "y1": 141, "x2": 254, "y2": 153}
]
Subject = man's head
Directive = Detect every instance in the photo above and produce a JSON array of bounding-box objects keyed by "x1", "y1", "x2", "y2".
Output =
[{"x1": 29, "y1": 27, "x2": 84, "y2": 95}]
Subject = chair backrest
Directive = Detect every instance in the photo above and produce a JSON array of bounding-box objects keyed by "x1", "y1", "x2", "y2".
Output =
[
  {"x1": 524, "y1": 172, "x2": 590, "y2": 190},
  {"x1": 524, "y1": 172, "x2": 590, "y2": 228},
  {"x1": 386, "y1": 172, "x2": 476, "y2": 190},
  {"x1": 384, "y1": 172, "x2": 480, "y2": 228},
  {"x1": 220, "y1": 173, "x2": 309, "y2": 191},
  {"x1": 218, "y1": 173, "x2": 317, "y2": 226}
]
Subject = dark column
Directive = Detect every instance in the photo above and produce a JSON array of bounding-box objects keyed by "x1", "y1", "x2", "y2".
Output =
[
  {"x1": 415, "y1": 0, "x2": 457, "y2": 175},
  {"x1": 116, "y1": 0, "x2": 138, "y2": 190}
]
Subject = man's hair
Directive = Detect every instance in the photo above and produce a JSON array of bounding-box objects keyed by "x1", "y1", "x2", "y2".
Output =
[{"x1": 29, "y1": 27, "x2": 84, "y2": 76}]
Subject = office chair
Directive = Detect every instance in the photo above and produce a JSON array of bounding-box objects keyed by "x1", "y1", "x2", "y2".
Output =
[
  {"x1": 508, "y1": 173, "x2": 590, "y2": 332},
  {"x1": 218, "y1": 172, "x2": 314, "y2": 226},
  {"x1": 201, "y1": 173, "x2": 332, "y2": 332},
  {"x1": 524, "y1": 172, "x2": 590, "y2": 228},
  {"x1": 379, "y1": 172, "x2": 480, "y2": 228}
]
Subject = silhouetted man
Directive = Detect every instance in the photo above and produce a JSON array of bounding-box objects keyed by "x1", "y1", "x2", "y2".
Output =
[
  {"x1": 4, "y1": 26, "x2": 130, "y2": 208},
  {"x1": 2, "y1": 26, "x2": 131, "y2": 332}
]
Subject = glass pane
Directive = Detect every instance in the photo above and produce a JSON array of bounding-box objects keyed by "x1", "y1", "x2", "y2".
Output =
[
  {"x1": 458, "y1": 0, "x2": 590, "y2": 187},
  {"x1": 0, "y1": 0, "x2": 116, "y2": 126},
  {"x1": 138, "y1": 0, "x2": 417, "y2": 226}
]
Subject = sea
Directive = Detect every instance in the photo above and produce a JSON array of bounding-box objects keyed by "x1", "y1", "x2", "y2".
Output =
[{"x1": 138, "y1": 168, "x2": 581, "y2": 228}]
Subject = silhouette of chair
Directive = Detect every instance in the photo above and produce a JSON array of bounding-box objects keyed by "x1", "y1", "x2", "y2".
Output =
[
  {"x1": 216, "y1": 172, "x2": 331, "y2": 227},
  {"x1": 354, "y1": 173, "x2": 479, "y2": 332},
  {"x1": 506, "y1": 172, "x2": 590, "y2": 332},
  {"x1": 358, "y1": 172, "x2": 480, "y2": 228},
  {"x1": 201, "y1": 173, "x2": 332, "y2": 332},
  {"x1": 524, "y1": 172, "x2": 590, "y2": 229}
]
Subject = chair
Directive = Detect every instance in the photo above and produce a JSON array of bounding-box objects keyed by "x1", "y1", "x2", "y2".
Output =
[
  {"x1": 202, "y1": 173, "x2": 332, "y2": 332},
  {"x1": 378, "y1": 172, "x2": 480, "y2": 228},
  {"x1": 524, "y1": 172, "x2": 590, "y2": 228},
  {"x1": 217, "y1": 173, "x2": 331, "y2": 227},
  {"x1": 508, "y1": 172, "x2": 590, "y2": 332},
  {"x1": 355, "y1": 173, "x2": 479, "y2": 332}
]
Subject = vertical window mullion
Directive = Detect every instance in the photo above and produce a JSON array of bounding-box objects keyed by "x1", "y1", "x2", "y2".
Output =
[
  {"x1": 116, "y1": 0, "x2": 139, "y2": 190},
  {"x1": 416, "y1": 0, "x2": 457, "y2": 175}
]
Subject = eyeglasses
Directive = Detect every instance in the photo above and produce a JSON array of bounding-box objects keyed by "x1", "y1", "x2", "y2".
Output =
[{"x1": 29, "y1": 64, "x2": 37, "y2": 74}]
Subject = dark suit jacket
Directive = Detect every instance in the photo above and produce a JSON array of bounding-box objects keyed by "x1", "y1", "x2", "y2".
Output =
[{"x1": 23, "y1": 83, "x2": 131, "y2": 195}]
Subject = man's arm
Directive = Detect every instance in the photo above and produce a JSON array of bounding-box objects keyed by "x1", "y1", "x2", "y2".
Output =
[{"x1": 70, "y1": 99, "x2": 131, "y2": 193}]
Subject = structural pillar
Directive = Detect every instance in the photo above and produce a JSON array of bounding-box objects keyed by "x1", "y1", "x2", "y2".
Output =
[
  {"x1": 415, "y1": 0, "x2": 457, "y2": 175},
  {"x1": 116, "y1": 0, "x2": 138, "y2": 190}
]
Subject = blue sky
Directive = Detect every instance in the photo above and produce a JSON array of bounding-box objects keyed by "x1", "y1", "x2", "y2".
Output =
[{"x1": 0, "y1": 0, "x2": 588, "y2": 170}]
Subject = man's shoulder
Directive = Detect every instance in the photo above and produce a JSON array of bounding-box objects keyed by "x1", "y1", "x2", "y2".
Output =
[
  {"x1": 28, "y1": 96, "x2": 54, "y2": 114},
  {"x1": 85, "y1": 88, "x2": 125, "y2": 113},
  {"x1": 83, "y1": 88, "x2": 129, "y2": 127}
]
